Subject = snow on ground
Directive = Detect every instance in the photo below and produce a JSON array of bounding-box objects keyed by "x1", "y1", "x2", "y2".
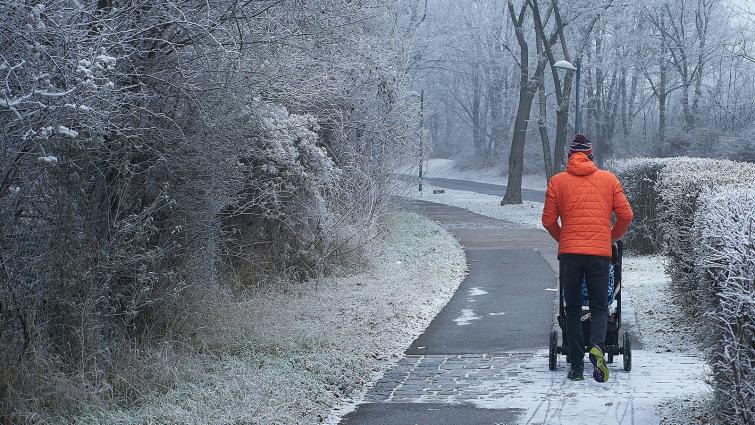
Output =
[
  {"x1": 410, "y1": 184, "x2": 546, "y2": 230},
  {"x1": 621, "y1": 255, "x2": 713, "y2": 424},
  {"x1": 72, "y1": 212, "x2": 467, "y2": 425},
  {"x1": 621, "y1": 256, "x2": 701, "y2": 353},
  {"x1": 466, "y1": 349, "x2": 709, "y2": 425},
  {"x1": 425, "y1": 158, "x2": 547, "y2": 190}
]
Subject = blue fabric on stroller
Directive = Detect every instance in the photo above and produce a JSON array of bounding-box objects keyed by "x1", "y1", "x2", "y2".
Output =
[
  {"x1": 580, "y1": 263, "x2": 616, "y2": 306},
  {"x1": 558, "y1": 264, "x2": 616, "y2": 305}
]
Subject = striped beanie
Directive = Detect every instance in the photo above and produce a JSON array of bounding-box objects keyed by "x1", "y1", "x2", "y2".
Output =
[{"x1": 569, "y1": 134, "x2": 593, "y2": 160}]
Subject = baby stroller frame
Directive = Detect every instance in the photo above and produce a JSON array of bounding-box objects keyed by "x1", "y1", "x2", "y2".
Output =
[{"x1": 548, "y1": 240, "x2": 632, "y2": 372}]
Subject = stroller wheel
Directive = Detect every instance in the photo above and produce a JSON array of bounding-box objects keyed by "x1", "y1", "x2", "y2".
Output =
[
  {"x1": 549, "y1": 330, "x2": 558, "y2": 371},
  {"x1": 607, "y1": 351, "x2": 614, "y2": 364},
  {"x1": 623, "y1": 331, "x2": 632, "y2": 371}
]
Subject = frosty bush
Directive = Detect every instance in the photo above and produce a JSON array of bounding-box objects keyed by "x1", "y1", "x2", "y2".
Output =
[
  {"x1": 611, "y1": 158, "x2": 755, "y2": 423},
  {"x1": 223, "y1": 103, "x2": 340, "y2": 281},
  {"x1": 0, "y1": 0, "x2": 422, "y2": 420},
  {"x1": 607, "y1": 158, "x2": 670, "y2": 254},
  {"x1": 694, "y1": 186, "x2": 755, "y2": 424},
  {"x1": 614, "y1": 157, "x2": 755, "y2": 421},
  {"x1": 656, "y1": 158, "x2": 755, "y2": 305}
]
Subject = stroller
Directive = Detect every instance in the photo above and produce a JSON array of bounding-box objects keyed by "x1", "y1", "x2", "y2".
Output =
[{"x1": 548, "y1": 241, "x2": 632, "y2": 372}]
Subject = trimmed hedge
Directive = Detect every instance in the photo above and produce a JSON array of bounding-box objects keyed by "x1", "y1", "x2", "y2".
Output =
[
  {"x1": 694, "y1": 185, "x2": 755, "y2": 424},
  {"x1": 612, "y1": 157, "x2": 755, "y2": 423},
  {"x1": 656, "y1": 159, "x2": 755, "y2": 301},
  {"x1": 607, "y1": 158, "x2": 670, "y2": 254}
]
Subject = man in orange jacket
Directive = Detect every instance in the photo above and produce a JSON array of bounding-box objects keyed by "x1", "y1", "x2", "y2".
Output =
[{"x1": 541, "y1": 135, "x2": 634, "y2": 383}]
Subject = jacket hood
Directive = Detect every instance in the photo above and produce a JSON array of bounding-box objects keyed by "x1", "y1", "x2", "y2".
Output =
[{"x1": 566, "y1": 152, "x2": 598, "y2": 176}]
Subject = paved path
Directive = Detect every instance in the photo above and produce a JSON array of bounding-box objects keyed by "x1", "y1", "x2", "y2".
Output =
[
  {"x1": 423, "y1": 177, "x2": 546, "y2": 203},
  {"x1": 339, "y1": 200, "x2": 708, "y2": 425},
  {"x1": 405, "y1": 202, "x2": 557, "y2": 355},
  {"x1": 341, "y1": 201, "x2": 557, "y2": 424}
]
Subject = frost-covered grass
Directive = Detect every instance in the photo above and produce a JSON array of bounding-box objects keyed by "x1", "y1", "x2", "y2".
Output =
[
  {"x1": 70, "y1": 212, "x2": 466, "y2": 425},
  {"x1": 621, "y1": 256, "x2": 701, "y2": 353},
  {"x1": 424, "y1": 158, "x2": 547, "y2": 190},
  {"x1": 409, "y1": 184, "x2": 545, "y2": 230}
]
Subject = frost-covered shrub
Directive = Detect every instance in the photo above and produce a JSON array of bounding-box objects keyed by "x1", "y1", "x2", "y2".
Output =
[
  {"x1": 656, "y1": 158, "x2": 755, "y2": 304},
  {"x1": 0, "y1": 0, "x2": 419, "y2": 420},
  {"x1": 223, "y1": 103, "x2": 340, "y2": 281},
  {"x1": 694, "y1": 185, "x2": 755, "y2": 424},
  {"x1": 607, "y1": 158, "x2": 670, "y2": 254}
]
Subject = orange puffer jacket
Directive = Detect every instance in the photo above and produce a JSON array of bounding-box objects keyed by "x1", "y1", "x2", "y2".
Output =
[{"x1": 541, "y1": 153, "x2": 634, "y2": 258}]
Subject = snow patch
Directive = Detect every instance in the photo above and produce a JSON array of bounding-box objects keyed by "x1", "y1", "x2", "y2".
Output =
[
  {"x1": 57, "y1": 125, "x2": 78, "y2": 138},
  {"x1": 37, "y1": 156, "x2": 58, "y2": 164},
  {"x1": 622, "y1": 255, "x2": 700, "y2": 352},
  {"x1": 468, "y1": 287, "x2": 487, "y2": 296},
  {"x1": 467, "y1": 349, "x2": 709, "y2": 424},
  {"x1": 453, "y1": 308, "x2": 481, "y2": 326}
]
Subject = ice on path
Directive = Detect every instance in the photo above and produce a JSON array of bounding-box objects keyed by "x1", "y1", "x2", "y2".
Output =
[{"x1": 453, "y1": 308, "x2": 481, "y2": 326}]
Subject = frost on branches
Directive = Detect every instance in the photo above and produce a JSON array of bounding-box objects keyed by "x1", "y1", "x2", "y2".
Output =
[
  {"x1": 607, "y1": 158, "x2": 670, "y2": 254},
  {"x1": 223, "y1": 102, "x2": 341, "y2": 280},
  {"x1": 655, "y1": 158, "x2": 755, "y2": 301},
  {"x1": 0, "y1": 0, "x2": 422, "y2": 420},
  {"x1": 694, "y1": 186, "x2": 755, "y2": 424},
  {"x1": 613, "y1": 157, "x2": 755, "y2": 423}
]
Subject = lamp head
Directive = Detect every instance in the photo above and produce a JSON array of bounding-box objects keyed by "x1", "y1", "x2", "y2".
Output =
[{"x1": 554, "y1": 60, "x2": 577, "y2": 71}]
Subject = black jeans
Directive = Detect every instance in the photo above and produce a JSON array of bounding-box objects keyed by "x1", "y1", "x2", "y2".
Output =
[{"x1": 559, "y1": 254, "x2": 609, "y2": 372}]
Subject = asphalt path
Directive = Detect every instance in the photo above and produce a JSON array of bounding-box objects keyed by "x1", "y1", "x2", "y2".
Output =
[
  {"x1": 405, "y1": 202, "x2": 558, "y2": 354},
  {"x1": 422, "y1": 176, "x2": 546, "y2": 203},
  {"x1": 340, "y1": 200, "x2": 559, "y2": 425}
]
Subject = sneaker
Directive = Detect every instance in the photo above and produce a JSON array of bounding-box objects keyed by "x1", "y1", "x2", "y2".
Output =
[
  {"x1": 589, "y1": 346, "x2": 609, "y2": 383},
  {"x1": 567, "y1": 369, "x2": 584, "y2": 381}
]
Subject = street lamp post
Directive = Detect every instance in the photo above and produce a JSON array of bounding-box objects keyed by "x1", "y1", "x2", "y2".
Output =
[
  {"x1": 408, "y1": 90, "x2": 425, "y2": 192},
  {"x1": 554, "y1": 58, "x2": 582, "y2": 134},
  {"x1": 418, "y1": 90, "x2": 424, "y2": 192}
]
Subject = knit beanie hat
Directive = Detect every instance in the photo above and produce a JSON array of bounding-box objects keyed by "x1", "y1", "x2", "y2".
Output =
[{"x1": 569, "y1": 134, "x2": 593, "y2": 160}]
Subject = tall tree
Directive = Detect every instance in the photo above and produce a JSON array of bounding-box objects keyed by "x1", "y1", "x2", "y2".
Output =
[{"x1": 501, "y1": 0, "x2": 549, "y2": 205}]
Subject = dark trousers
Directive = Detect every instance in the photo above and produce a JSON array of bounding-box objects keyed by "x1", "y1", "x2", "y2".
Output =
[{"x1": 559, "y1": 254, "x2": 609, "y2": 372}]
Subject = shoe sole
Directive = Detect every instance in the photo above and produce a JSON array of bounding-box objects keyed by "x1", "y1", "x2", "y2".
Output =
[{"x1": 589, "y1": 347, "x2": 609, "y2": 383}]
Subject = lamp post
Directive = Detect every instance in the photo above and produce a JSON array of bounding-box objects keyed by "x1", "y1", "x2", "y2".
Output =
[
  {"x1": 554, "y1": 58, "x2": 582, "y2": 134},
  {"x1": 408, "y1": 90, "x2": 425, "y2": 192}
]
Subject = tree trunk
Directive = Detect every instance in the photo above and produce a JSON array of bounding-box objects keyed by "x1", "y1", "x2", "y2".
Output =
[
  {"x1": 502, "y1": 79, "x2": 536, "y2": 205},
  {"x1": 681, "y1": 76, "x2": 694, "y2": 131},
  {"x1": 592, "y1": 30, "x2": 609, "y2": 166},
  {"x1": 488, "y1": 82, "x2": 505, "y2": 166},
  {"x1": 502, "y1": 1, "x2": 546, "y2": 205},
  {"x1": 537, "y1": 81, "x2": 554, "y2": 179},
  {"x1": 659, "y1": 54, "x2": 668, "y2": 145},
  {"x1": 472, "y1": 71, "x2": 482, "y2": 160},
  {"x1": 502, "y1": 60, "x2": 546, "y2": 205},
  {"x1": 620, "y1": 68, "x2": 628, "y2": 137}
]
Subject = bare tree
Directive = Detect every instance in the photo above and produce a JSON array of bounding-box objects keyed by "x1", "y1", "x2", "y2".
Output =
[{"x1": 501, "y1": 0, "x2": 549, "y2": 205}]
